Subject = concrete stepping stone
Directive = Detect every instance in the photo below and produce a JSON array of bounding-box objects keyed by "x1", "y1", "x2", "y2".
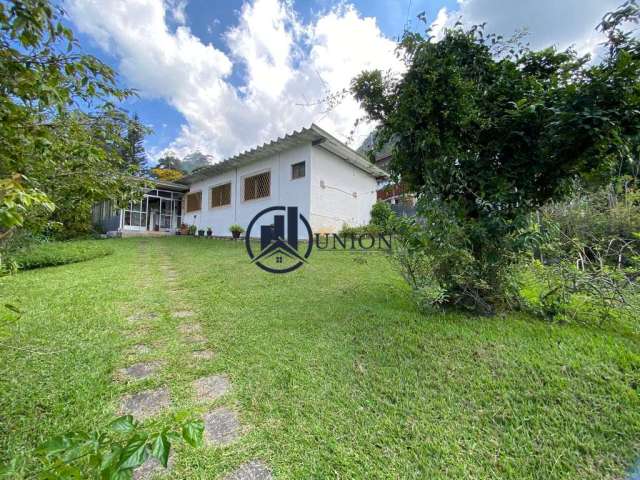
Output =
[
  {"x1": 178, "y1": 323, "x2": 202, "y2": 334},
  {"x1": 128, "y1": 344, "x2": 151, "y2": 355},
  {"x1": 223, "y1": 460, "x2": 272, "y2": 480},
  {"x1": 192, "y1": 349, "x2": 215, "y2": 360},
  {"x1": 127, "y1": 312, "x2": 158, "y2": 323},
  {"x1": 184, "y1": 334, "x2": 207, "y2": 344},
  {"x1": 119, "y1": 387, "x2": 170, "y2": 420},
  {"x1": 203, "y1": 408, "x2": 240, "y2": 446},
  {"x1": 133, "y1": 455, "x2": 174, "y2": 480},
  {"x1": 174, "y1": 310, "x2": 194, "y2": 318},
  {"x1": 193, "y1": 374, "x2": 230, "y2": 401},
  {"x1": 117, "y1": 361, "x2": 162, "y2": 380}
]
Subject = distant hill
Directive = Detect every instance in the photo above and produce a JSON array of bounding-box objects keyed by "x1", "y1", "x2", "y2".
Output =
[{"x1": 181, "y1": 152, "x2": 213, "y2": 173}]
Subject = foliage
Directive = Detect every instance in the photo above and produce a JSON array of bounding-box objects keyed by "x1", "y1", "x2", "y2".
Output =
[
  {"x1": 156, "y1": 154, "x2": 184, "y2": 173},
  {"x1": 0, "y1": 0, "x2": 141, "y2": 243},
  {"x1": 0, "y1": 174, "x2": 54, "y2": 235},
  {"x1": 119, "y1": 114, "x2": 149, "y2": 175},
  {"x1": 338, "y1": 223, "x2": 383, "y2": 237},
  {"x1": 5, "y1": 239, "x2": 113, "y2": 272},
  {"x1": 155, "y1": 152, "x2": 212, "y2": 175},
  {"x1": 188, "y1": 224, "x2": 197, "y2": 235},
  {"x1": 369, "y1": 201, "x2": 395, "y2": 231},
  {"x1": 0, "y1": 414, "x2": 203, "y2": 479},
  {"x1": 536, "y1": 181, "x2": 640, "y2": 268},
  {"x1": 520, "y1": 259, "x2": 639, "y2": 324},
  {"x1": 520, "y1": 182, "x2": 640, "y2": 323},
  {"x1": 351, "y1": 3, "x2": 640, "y2": 312},
  {"x1": 229, "y1": 224, "x2": 244, "y2": 234},
  {"x1": 2, "y1": 237, "x2": 640, "y2": 478},
  {"x1": 149, "y1": 167, "x2": 184, "y2": 182}
]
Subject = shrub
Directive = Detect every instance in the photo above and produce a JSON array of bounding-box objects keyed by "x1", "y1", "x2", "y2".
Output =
[
  {"x1": 7, "y1": 240, "x2": 113, "y2": 271},
  {"x1": 521, "y1": 183, "x2": 640, "y2": 323},
  {"x1": 188, "y1": 225, "x2": 197, "y2": 235},
  {"x1": 229, "y1": 224, "x2": 244, "y2": 234},
  {"x1": 370, "y1": 201, "x2": 395, "y2": 231},
  {"x1": 339, "y1": 223, "x2": 383, "y2": 237}
]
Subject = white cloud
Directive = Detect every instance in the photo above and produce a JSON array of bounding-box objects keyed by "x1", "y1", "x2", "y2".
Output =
[
  {"x1": 430, "y1": 0, "x2": 621, "y2": 58},
  {"x1": 66, "y1": 0, "x2": 403, "y2": 160}
]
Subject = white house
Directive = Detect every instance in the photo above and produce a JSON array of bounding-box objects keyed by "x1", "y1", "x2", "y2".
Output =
[{"x1": 92, "y1": 125, "x2": 387, "y2": 237}]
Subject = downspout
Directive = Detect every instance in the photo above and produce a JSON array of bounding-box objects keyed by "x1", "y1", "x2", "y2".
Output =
[{"x1": 234, "y1": 167, "x2": 238, "y2": 224}]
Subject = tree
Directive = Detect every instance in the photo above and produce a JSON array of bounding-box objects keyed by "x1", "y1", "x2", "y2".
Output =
[
  {"x1": 156, "y1": 153, "x2": 184, "y2": 172},
  {"x1": 0, "y1": 0, "x2": 140, "y2": 242},
  {"x1": 351, "y1": 2, "x2": 640, "y2": 312},
  {"x1": 150, "y1": 167, "x2": 184, "y2": 182},
  {"x1": 120, "y1": 113, "x2": 149, "y2": 175}
]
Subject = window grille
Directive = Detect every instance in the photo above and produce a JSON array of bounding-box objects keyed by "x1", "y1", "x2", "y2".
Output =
[
  {"x1": 186, "y1": 192, "x2": 202, "y2": 212},
  {"x1": 244, "y1": 171, "x2": 270, "y2": 201},
  {"x1": 291, "y1": 161, "x2": 305, "y2": 179},
  {"x1": 210, "y1": 183, "x2": 231, "y2": 208}
]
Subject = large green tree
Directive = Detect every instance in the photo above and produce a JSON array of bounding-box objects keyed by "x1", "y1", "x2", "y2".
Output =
[
  {"x1": 352, "y1": 2, "x2": 640, "y2": 312},
  {"x1": 0, "y1": 0, "x2": 140, "y2": 241},
  {"x1": 120, "y1": 113, "x2": 149, "y2": 175}
]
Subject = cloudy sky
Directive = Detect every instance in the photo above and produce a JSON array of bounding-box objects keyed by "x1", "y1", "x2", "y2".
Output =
[{"x1": 64, "y1": 0, "x2": 622, "y2": 163}]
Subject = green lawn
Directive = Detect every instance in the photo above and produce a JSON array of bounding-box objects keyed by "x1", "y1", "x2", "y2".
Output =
[{"x1": 1, "y1": 237, "x2": 639, "y2": 479}]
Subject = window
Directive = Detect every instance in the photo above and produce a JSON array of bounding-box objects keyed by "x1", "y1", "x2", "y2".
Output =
[
  {"x1": 291, "y1": 161, "x2": 305, "y2": 180},
  {"x1": 185, "y1": 191, "x2": 202, "y2": 212},
  {"x1": 243, "y1": 171, "x2": 270, "y2": 201},
  {"x1": 210, "y1": 183, "x2": 231, "y2": 208}
]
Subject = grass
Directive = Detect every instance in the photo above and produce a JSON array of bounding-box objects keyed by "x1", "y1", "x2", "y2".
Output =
[{"x1": 0, "y1": 237, "x2": 639, "y2": 479}]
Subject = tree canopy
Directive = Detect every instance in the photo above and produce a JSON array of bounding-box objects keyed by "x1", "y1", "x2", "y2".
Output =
[
  {"x1": 351, "y1": 2, "x2": 640, "y2": 311},
  {"x1": 0, "y1": 0, "x2": 141, "y2": 241}
]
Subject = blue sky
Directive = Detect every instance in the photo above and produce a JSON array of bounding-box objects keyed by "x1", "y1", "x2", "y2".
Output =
[{"x1": 65, "y1": 0, "x2": 620, "y2": 163}]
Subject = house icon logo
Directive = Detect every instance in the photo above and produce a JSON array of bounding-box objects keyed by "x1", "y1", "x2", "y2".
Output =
[{"x1": 245, "y1": 206, "x2": 313, "y2": 273}]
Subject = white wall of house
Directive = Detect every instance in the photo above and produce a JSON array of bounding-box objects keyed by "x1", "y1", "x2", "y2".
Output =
[
  {"x1": 181, "y1": 141, "x2": 377, "y2": 237},
  {"x1": 309, "y1": 146, "x2": 377, "y2": 233},
  {"x1": 182, "y1": 143, "x2": 312, "y2": 237}
]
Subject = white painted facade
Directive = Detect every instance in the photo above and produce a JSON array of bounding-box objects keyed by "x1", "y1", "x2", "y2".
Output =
[{"x1": 181, "y1": 128, "x2": 383, "y2": 237}]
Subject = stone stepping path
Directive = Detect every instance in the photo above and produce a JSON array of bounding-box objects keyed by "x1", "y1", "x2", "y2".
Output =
[
  {"x1": 128, "y1": 344, "x2": 151, "y2": 355},
  {"x1": 117, "y1": 361, "x2": 162, "y2": 381},
  {"x1": 192, "y1": 349, "x2": 215, "y2": 360},
  {"x1": 193, "y1": 374, "x2": 230, "y2": 401},
  {"x1": 117, "y1": 241, "x2": 275, "y2": 478},
  {"x1": 119, "y1": 387, "x2": 170, "y2": 420},
  {"x1": 133, "y1": 455, "x2": 174, "y2": 480},
  {"x1": 223, "y1": 460, "x2": 272, "y2": 480},
  {"x1": 204, "y1": 408, "x2": 241, "y2": 446},
  {"x1": 178, "y1": 323, "x2": 202, "y2": 334},
  {"x1": 127, "y1": 312, "x2": 158, "y2": 323},
  {"x1": 184, "y1": 333, "x2": 207, "y2": 345}
]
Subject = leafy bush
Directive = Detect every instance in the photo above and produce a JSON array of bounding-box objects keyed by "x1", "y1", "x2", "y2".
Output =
[
  {"x1": 520, "y1": 183, "x2": 640, "y2": 323},
  {"x1": 7, "y1": 240, "x2": 113, "y2": 271},
  {"x1": 339, "y1": 223, "x2": 383, "y2": 237},
  {"x1": 0, "y1": 414, "x2": 203, "y2": 478},
  {"x1": 188, "y1": 225, "x2": 197, "y2": 235},
  {"x1": 536, "y1": 182, "x2": 640, "y2": 268},
  {"x1": 352, "y1": 4, "x2": 640, "y2": 313},
  {"x1": 229, "y1": 224, "x2": 244, "y2": 234},
  {"x1": 370, "y1": 201, "x2": 395, "y2": 231},
  {"x1": 390, "y1": 214, "x2": 518, "y2": 314}
]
